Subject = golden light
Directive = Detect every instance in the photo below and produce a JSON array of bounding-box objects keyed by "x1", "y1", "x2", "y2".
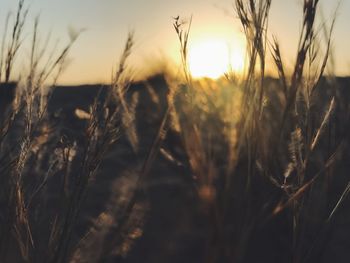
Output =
[
  {"x1": 188, "y1": 39, "x2": 245, "y2": 79},
  {"x1": 229, "y1": 49, "x2": 245, "y2": 75}
]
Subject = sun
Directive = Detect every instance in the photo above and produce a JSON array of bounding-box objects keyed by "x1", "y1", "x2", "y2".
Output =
[
  {"x1": 188, "y1": 39, "x2": 245, "y2": 79},
  {"x1": 188, "y1": 40, "x2": 229, "y2": 79}
]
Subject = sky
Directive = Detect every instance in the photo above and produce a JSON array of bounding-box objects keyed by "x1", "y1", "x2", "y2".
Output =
[{"x1": 1, "y1": 0, "x2": 349, "y2": 84}]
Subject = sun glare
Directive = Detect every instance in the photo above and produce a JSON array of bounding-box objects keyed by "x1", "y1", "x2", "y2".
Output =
[{"x1": 188, "y1": 39, "x2": 245, "y2": 79}]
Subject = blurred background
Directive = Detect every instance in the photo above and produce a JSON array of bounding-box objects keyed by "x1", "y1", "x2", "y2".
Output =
[{"x1": 1, "y1": 0, "x2": 349, "y2": 84}]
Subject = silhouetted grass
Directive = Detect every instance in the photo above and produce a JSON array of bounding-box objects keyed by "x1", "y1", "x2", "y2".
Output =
[
  {"x1": 0, "y1": 0, "x2": 349, "y2": 263},
  {"x1": 0, "y1": 2, "x2": 137, "y2": 262},
  {"x1": 171, "y1": 1, "x2": 347, "y2": 262}
]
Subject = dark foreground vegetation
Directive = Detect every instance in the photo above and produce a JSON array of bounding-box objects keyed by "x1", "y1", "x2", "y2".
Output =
[{"x1": 1, "y1": 0, "x2": 350, "y2": 262}]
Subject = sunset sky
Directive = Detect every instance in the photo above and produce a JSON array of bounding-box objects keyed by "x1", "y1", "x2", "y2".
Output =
[{"x1": 1, "y1": 0, "x2": 349, "y2": 84}]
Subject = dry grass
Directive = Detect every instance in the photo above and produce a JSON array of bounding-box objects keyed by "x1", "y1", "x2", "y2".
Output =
[
  {"x1": 171, "y1": 0, "x2": 347, "y2": 262},
  {"x1": 0, "y1": 1, "x2": 137, "y2": 262},
  {"x1": 0, "y1": 0, "x2": 349, "y2": 263}
]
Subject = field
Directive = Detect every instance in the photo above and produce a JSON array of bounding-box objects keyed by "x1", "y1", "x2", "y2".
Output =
[{"x1": 1, "y1": 0, "x2": 350, "y2": 262}]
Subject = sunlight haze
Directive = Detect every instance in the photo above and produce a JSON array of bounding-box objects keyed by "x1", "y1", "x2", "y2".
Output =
[{"x1": 1, "y1": 0, "x2": 349, "y2": 84}]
